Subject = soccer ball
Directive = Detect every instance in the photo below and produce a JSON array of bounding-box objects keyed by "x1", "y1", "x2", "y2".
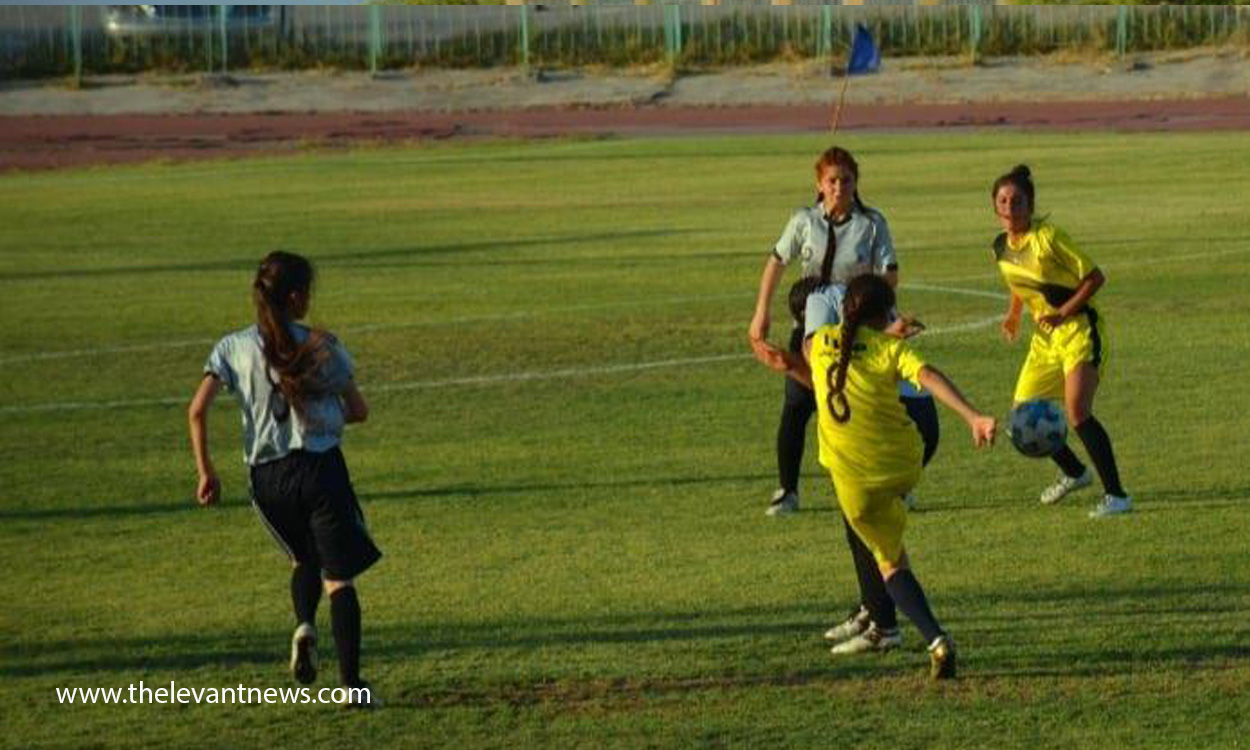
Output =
[{"x1": 1009, "y1": 399, "x2": 1067, "y2": 458}]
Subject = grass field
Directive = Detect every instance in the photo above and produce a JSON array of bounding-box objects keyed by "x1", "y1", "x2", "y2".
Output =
[{"x1": 2, "y1": 130, "x2": 1248, "y2": 749}]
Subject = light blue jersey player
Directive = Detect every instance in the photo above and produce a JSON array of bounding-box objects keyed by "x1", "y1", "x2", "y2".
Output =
[{"x1": 188, "y1": 251, "x2": 381, "y2": 707}]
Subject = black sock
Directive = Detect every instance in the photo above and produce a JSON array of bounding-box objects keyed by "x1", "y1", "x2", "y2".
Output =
[
  {"x1": 884, "y1": 569, "x2": 943, "y2": 645},
  {"x1": 1075, "y1": 416, "x2": 1126, "y2": 497},
  {"x1": 777, "y1": 383, "x2": 815, "y2": 493},
  {"x1": 330, "y1": 586, "x2": 363, "y2": 687},
  {"x1": 1050, "y1": 444, "x2": 1087, "y2": 478},
  {"x1": 844, "y1": 518, "x2": 896, "y2": 630},
  {"x1": 291, "y1": 564, "x2": 322, "y2": 626}
]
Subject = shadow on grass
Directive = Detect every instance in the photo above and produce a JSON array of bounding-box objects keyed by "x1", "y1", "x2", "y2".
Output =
[
  {"x1": 0, "y1": 472, "x2": 780, "y2": 521},
  {"x1": 2, "y1": 602, "x2": 836, "y2": 678},
  {"x1": 0, "y1": 228, "x2": 699, "y2": 282},
  {"x1": 8, "y1": 585, "x2": 1250, "y2": 688},
  {"x1": 9, "y1": 479, "x2": 1246, "y2": 523},
  {"x1": 905, "y1": 483, "x2": 1250, "y2": 515}
]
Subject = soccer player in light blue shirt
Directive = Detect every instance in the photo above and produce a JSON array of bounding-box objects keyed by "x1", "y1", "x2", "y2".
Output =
[{"x1": 188, "y1": 251, "x2": 380, "y2": 707}]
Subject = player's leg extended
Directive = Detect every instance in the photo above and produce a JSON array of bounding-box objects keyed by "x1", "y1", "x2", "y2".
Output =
[
  {"x1": 843, "y1": 513, "x2": 897, "y2": 630},
  {"x1": 1060, "y1": 312, "x2": 1129, "y2": 514},
  {"x1": 1066, "y1": 362, "x2": 1128, "y2": 500},
  {"x1": 324, "y1": 578, "x2": 363, "y2": 689},
  {"x1": 833, "y1": 475, "x2": 940, "y2": 641}
]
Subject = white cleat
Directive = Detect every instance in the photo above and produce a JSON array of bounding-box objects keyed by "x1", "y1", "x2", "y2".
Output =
[
  {"x1": 1039, "y1": 468, "x2": 1094, "y2": 505},
  {"x1": 766, "y1": 489, "x2": 800, "y2": 517},
  {"x1": 290, "y1": 622, "x2": 317, "y2": 685},
  {"x1": 1089, "y1": 493, "x2": 1133, "y2": 519},
  {"x1": 830, "y1": 623, "x2": 903, "y2": 656},
  {"x1": 902, "y1": 492, "x2": 918, "y2": 511},
  {"x1": 823, "y1": 606, "x2": 870, "y2": 642}
]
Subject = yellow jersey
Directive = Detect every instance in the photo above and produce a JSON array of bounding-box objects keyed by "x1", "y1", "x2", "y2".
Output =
[
  {"x1": 993, "y1": 220, "x2": 1099, "y2": 323},
  {"x1": 809, "y1": 324, "x2": 926, "y2": 486}
]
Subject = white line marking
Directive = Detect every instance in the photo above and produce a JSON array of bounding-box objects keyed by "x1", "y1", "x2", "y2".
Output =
[
  {"x1": 0, "y1": 316, "x2": 1001, "y2": 415},
  {"x1": 0, "y1": 293, "x2": 748, "y2": 366},
  {"x1": 903, "y1": 284, "x2": 1008, "y2": 301},
  {"x1": 0, "y1": 285, "x2": 993, "y2": 366}
]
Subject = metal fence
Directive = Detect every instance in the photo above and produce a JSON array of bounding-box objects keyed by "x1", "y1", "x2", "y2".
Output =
[{"x1": 2, "y1": 4, "x2": 1248, "y2": 80}]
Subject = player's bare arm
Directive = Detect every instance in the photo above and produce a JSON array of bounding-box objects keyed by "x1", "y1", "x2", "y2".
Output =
[
  {"x1": 918, "y1": 366, "x2": 997, "y2": 448},
  {"x1": 1038, "y1": 268, "x2": 1105, "y2": 330},
  {"x1": 341, "y1": 381, "x2": 369, "y2": 424},
  {"x1": 749, "y1": 255, "x2": 785, "y2": 342},
  {"x1": 188, "y1": 374, "x2": 223, "y2": 506},
  {"x1": 1001, "y1": 294, "x2": 1024, "y2": 342}
]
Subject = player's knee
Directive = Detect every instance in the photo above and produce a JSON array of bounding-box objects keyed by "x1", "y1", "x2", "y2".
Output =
[{"x1": 323, "y1": 578, "x2": 354, "y2": 595}]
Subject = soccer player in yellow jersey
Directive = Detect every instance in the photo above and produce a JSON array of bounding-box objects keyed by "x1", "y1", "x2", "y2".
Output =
[
  {"x1": 806, "y1": 274, "x2": 997, "y2": 679},
  {"x1": 991, "y1": 165, "x2": 1132, "y2": 518}
]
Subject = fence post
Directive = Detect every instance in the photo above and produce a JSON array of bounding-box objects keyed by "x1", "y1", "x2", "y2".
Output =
[
  {"x1": 1116, "y1": 5, "x2": 1127, "y2": 56},
  {"x1": 204, "y1": 7, "x2": 213, "y2": 72},
  {"x1": 518, "y1": 3, "x2": 529, "y2": 72},
  {"x1": 369, "y1": 4, "x2": 381, "y2": 75},
  {"x1": 664, "y1": 4, "x2": 682, "y2": 63},
  {"x1": 217, "y1": 4, "x2": 228, "y2": 73},
  {"x1": 821, "y1": 4, "x2": 832, "y2": 62},
  {"x1": 675, "y1": 5, "x2": 683, "y2": 58},
  {"x1": 69, "y1": 4, "x2": 83, "y2": 84},
  {"x1": 968, "y1": 5, "x2": 982, "y2": 61}
]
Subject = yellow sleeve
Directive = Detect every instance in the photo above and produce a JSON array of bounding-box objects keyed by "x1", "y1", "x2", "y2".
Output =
[
  {"x1": 895, "y1": 341, "x2": 927, "y2": 390},
  {"x1": 1047, "y1": 225, "x2": 1098, "y2": 282}
]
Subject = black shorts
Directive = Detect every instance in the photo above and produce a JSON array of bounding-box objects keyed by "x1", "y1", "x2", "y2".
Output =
[{"x1": 249, "y1": 447, "x2": 382, "y2": 581}]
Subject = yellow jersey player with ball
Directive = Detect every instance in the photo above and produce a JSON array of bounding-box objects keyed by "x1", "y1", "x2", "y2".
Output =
[{"x1": 990, "y1": 165, "x2": 1132, "y2": 519}]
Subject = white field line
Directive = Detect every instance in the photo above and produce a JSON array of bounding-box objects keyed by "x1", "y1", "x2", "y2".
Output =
[
  {"x1": 0, "y1": 315, "x2": 1002, "y2": 416},
  {"x1": 3, "y1": 231, "x2": 1246, "y2": 364},
  {"x1": 0, "y1": 284, "x2": 1002, "y2": 367},
  {"x1": 0, "y1": 293, "x2": 747, "y2": 366},
  {"x1": 14, "y1": 239, "x2": 1245, "y2": 365}
]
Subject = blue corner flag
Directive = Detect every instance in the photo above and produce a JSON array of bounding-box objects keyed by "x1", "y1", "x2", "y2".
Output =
[{"x1": 847, "y1": 24, "x2": 880, "y2": 76}]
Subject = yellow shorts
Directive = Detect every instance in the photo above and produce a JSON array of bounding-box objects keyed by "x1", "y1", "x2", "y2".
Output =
[
  {"x1": 830, "y1": 469, "x2": 920, "y2": 566},
  {"x1": 1013, "y1": 308, "x2": 1108, "y2": 403}
]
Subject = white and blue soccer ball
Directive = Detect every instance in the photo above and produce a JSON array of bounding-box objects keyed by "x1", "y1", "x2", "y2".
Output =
[{"x1": 1009, "y1": 399, "x2": 1067, "y2": 458}]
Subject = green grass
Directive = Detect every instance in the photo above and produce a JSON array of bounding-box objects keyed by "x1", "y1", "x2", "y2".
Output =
[{"x1": 2, "y1": 130, "x2": 1249, "y2": 749}]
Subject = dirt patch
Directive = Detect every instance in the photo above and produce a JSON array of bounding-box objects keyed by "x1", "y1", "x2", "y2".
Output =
[{"x1": 1, "y1": 51, "x2": 1248, "y2": 172}]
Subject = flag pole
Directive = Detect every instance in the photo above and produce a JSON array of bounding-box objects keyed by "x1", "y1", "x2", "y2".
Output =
[
  {"x1": 830, "y1": 67, "x2": 852, "y2": 135},
  {"x1": 830, "y1": 23, "x2": 855, "y2": 135},
  {"x1": 832, "y1": 23, "x2": 878, "y2": 135}
]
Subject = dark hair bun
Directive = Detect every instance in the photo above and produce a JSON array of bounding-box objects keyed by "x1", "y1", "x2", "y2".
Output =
[{"x1": 1010, "y1": 164, "x2": 1032, "y2": 180}]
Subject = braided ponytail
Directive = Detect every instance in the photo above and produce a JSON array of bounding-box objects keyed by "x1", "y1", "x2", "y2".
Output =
[
  {"x1": 253, "y1": 251, "x2": 331, "y2": 420},
  {"x1": 825, "y1": 274, "x2": 896, "y2": 425}
]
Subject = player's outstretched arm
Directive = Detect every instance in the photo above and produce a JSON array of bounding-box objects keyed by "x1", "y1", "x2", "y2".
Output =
[
  {"x1": 188, "y1": 375, "x2": 222, "y2": 506},
  {"x1": 751, "y1": 337, "x2": 813, "y2": 389},
  {"x1": 749, "y1": 256, "x2": 785, "y2": 343},
  {"x1": 918, "y1": 365, "x2": 997, "y2": 448}
]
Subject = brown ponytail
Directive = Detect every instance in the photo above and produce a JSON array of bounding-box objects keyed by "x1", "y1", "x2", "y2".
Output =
[
  {"x1": 252, "y1": 251, "x2": 331, "y2": 420},
  {"x1": 825, "y1": 274, "x2": 895, "y2": 424}
]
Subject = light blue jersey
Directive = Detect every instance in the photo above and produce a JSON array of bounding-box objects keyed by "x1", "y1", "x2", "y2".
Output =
[
  {"x1": 773, "y1": 203, "x2": 896, "y2": 282},
  {"x1": 803, "y1": 283, "x2": 928, "y2": 399},
  {"x1": 205, "y1": 324, "x2": 354, "y2": 466}
]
